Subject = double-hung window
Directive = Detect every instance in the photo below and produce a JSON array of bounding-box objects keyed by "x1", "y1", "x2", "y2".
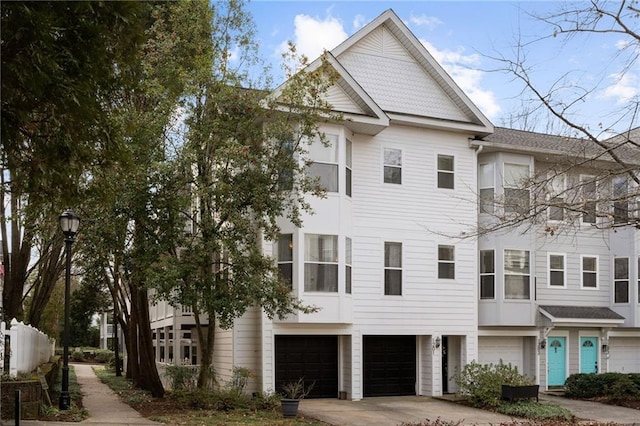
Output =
[
  {"x1": 384, "y1": 148, "x2": 402, "y2": 184},
  {"x1": 345, "y1": 237, "x2": 352, "y2": 294},
  {"x1": 307, "y1": 134, "x2": 339, "y2": 192},
  {"x1": 346, "y1": 139, "x2": 352, "y2": 197},
  {"x1": 437, "y1": 155, "x2": 454, "y2": 189},
  {"x1": 384, "y1": 242, "x2": 402, "y2": 295},
  {"x1": 614, "y1": 257, "x2": 629, "y2": 303},
  {"x1": 479, "y1": 163, "x2": 494, "y2": 214},
  {"x1": 548, "y1": 253, "x2": 566, "y2": 287},
  {"x1": 480, "y1": 250, "x2": 495, "y2": 299},
  {"x1": 504, "y1": 249, "x2": 530, "y2": 299},
  {"x1": 581, "y1": 255, "x2": 598, "y2": 288},
  {"x1": 438, "y1": 245, "x2": 455, "y2": 279},
  {"x1": 613, "y1": 176, "x2": 629, "y2": 224},
  {"x1": 504, "y1": 163, "x2": 530, "y2": 214},
  {"x1": 548, "y1": 175, "x2": 565, "y2": 221},
  {"x1": 277, "y1": 234, "x2": 293, "y2": 288},
  {"x1": 304, "y1": 234, "x2": 338, "y2": 292},
  {"x1": 581, "y1": 176, "x2": 597, "y2": 224}
]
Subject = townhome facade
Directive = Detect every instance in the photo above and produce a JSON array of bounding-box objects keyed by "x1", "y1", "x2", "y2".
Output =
[{"x1": 149, "y1": 9, "x2": 640, "y2": 399}]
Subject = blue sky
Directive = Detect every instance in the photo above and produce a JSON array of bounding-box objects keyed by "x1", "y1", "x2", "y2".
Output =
[{"x1": 245, "y1": 1, "x2": 638, "y2": 134}]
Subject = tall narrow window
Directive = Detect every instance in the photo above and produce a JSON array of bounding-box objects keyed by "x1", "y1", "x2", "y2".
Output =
[
  {"x1": 480, "y1": 250, "x2": 495, "y2": 299},
  {"x1": 304, "y1": 234, "x2": 338, "y2": 292},
  {"x1": 614, "y1": 257, "x2": 629, "y2": 303},
  {"x1": 384, "y1": 242, "x2": 402, "y2": 295},
  {"x1": 504, "y1": 249, "x2": 530, "y2": 299},
  {"x1": 613, "y1": 176, "x2": 629, "y2": 224},
  {"x1": 278, "y1": 139, "x2": 294, "y2": 190},
  {"x1": 637, "y1": 257, "x2": 640, "y2": 304},
  {"x1": 581, "y1": 176, "x2": 597, "y2": 224},
  {"x1": 581, "y1": 255, "x2": 598, "y2": 288},
  {"x1": 504, "y1": 163, "x2": 530, "y2": 213},
  {"x1": 345, "y1": 237, "x2": 352, "y2": 294},
  {"x1": 548, "y1": 175, "x2": 565, "y2": 221},
  {"x1": 307, "y1": 134, "x2": 339, "y2": 192},
  {"x1": 277, "y1": 234, "x2": 293, "y2": 288},
  {"x1": 548, "y1": 253, "x2": 566, "y2": 287},
  {"x1": 384, "y1": 148, "x2": 402, "y2": 184},
  {"x1": 479, "y1": 163, "x2": 494, "y2": 214},
  {"x1": 438, "y1": 245, "x2": 455, "y2": 279},
  {"x1": 437, "y1": 155, "x2": 454, "y2": 189},
  {"x1": 346, "y1": 139, "x2": 352, "y2": 197}
]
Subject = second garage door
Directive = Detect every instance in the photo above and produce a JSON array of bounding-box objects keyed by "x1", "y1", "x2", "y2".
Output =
[
  {"x1": 364, "y1": 335, "x2": 416, "y2": 396},
  {"x1": 609, "y1": 337, "x2": 640, "y2": 373},
  {"x1": 275, "y1": 335, "x2": 338, "y2": 398}
]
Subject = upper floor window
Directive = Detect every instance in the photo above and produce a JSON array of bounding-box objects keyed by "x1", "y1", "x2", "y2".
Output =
[
  {"x1": 504, "y1": 249, "x2": 530, "y2": 299},
  {"x1": 581, "y1": 176, "x2": 597, "y2": 224},
  {"x1": 637, "y1": 257, "x2": 640, "y2": 304},
  {"x1": 504, "y1": 163, "x2": 530, "y2": 214},
  {"x1": 613, "y1": 176, "x2": 629, "y2": 224},
  {"x1": 346, "y1": 139, "x2": 352, "y2": 197},
  {"x1": 276, "y1": 234, "x2": 293, "y2": 288},
  {"x1": 438, "y1": 245, "x2": 455, "y2": 279},
  {"x1": 384, "y1": 242, "x2": 402, "y2": 295},
  {"x1": 480, "y1": 250, "x2": 495, "y2": 299},
  {"x1": 581, "y1": 255, "x2": 598, "y2": 289},
  {"x1": 548, "y1": 174, "x2": 565, "y2": 221},
  {"x1": 437, "y1": 155, "x2": 454, "y2": 189},
  {"x1": 614, "y1": 257, "x2": 629, "y2": 303},
  {"x1": 304, "y1": 234, "x2": 338, "y2": 292},
  {"x1": 346, "y1": 237, "x2": 352, "y2": 294},
  {"x1": 278, "y1": 139, "x2": 295, "y2": 190},
  {"x1": 308, "y1": 134, "x2": 339, "y2": 192},
  {"x1": 548, "y1": 253, "x2": 566, "y2": 287},
  {"x1": 479, "y1": 163, "x2": 494, "y2": 214},
  {"x1": 384, "y1": 148, "x2": 402, "y2": 184}
]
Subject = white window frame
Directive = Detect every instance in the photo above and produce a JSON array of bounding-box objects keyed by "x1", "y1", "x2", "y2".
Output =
[
  {"x1": 548, "y1": 253, "x2": 566, "y2": 288},
  {"x1": 276, "y1": 234, "x2": 293, "y2": 288},
  {"x1": 383, "y1": 147, "x2": 402, "y2": 185},
  {"x1": 614, "y1": 257, "x2": 629, "y2": 304},
  {"x1": 438, "y1": 244, "x2": 455, "y2": 279},
  {"x1": 304, "y1": 234, "x2": 338, "y2": 292},
  {"x1": 613, "y1": 176, "x2": 629, "y2": 224},
  {"x1": 479, "y1": 249, "x2": 495, "y2": 300},
  {"x1": 307, "y1": 134, "x2": 339, "y2": 193},
  {"x1": 346, "y1": 138, "x2": 352, "y2": 197},
  {"x1": 580, "y1": 175, "x2": 597, "y2": 224},
  {"x1": 437, "y1": 154, "x2": 454, "y2": 189},
  {"x1": 345, "y1": 237, "x2": 352, "y2": 294},
  {"x1": 581, "y1": 255, "x2": 599, "y2": 289},
  {"x1": 384, "y1": 241, "x2": 402, "y2": 296},
  {"x1": 503, "y1": 163, "x2": 530, "y2": 214},
  {"x1": 548, "y1": 174, "x2": 566, "y2": 221},
  {"x1": 504, "y1": 249, "x2": 531, "y2": 300},
  {"x1": 479, "y1": 163, "x2": 495, "y2": 214}
]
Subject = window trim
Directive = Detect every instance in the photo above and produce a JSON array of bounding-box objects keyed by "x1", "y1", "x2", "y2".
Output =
[
  {"x1": 345, "y1": 237, "x2": 352, "y2": 294},
  {"x1": 304, "y1": 234, "x2": 339, "y2": 293},
  {"x1": 503, "y1": 162, "x2": 531, "y2": 214},
  {"x1": 504, "y1": 249, "x2": 531, "y2": 300},
  {"x1": 438, "y1": 244, "x2": 455, "y2": 279},
  {"x1": 548, "y1": 253, "x2": 566, "y2": 288},
  {"x1": 307, "y1": 134, "x2": 339, "y2": 193},
  {"x1": 346, "y1": 138, "x2": 352, "y2": 197},
  {"x1": 479, "y1": 163, "x2": 495, "y2": 214},
  {"x1": 614, "y1": 257, "x2": 629, "y2": 304},
  {"x1": 547, "y1": 174, "x2": 566, "y2": 222},
  {"x1": 276, "y1": 234, "x2": 293, "y2": 289},
  {"x1": 437, "y1": 154, "x2": 455, "y2": 189},
  {"x1": 580, "y1": 175, "x2": 597, "y2": 224},
  {"x1": 581, "y1": 254, "x2": 599, "y2": 290},
  {"x1": 480, "y1": 249, "x2": 495, "y2": 300},
  {"x1": 613, "y1": 176, "x2": 629, "y2": 224},
  {"x1": 384, "y1": 241, "x2": 402, "y2": 296},
  {"x1": 383, "y1": 147, "x2": 402, "y2": 185}
]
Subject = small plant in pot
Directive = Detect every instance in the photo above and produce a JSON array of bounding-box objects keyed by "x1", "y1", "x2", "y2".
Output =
[{"x1": 280, "y1": 377, "x2": 314, "y2": 418}]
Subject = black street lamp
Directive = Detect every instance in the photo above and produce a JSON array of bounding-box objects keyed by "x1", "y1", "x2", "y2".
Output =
[{"x1": 59, "y1": 209, "x2": 80, "y2": 410}]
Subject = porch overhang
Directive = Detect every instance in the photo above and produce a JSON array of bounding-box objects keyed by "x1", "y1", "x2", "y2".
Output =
[{"x1": 539, "y1": 305, "x2": 625, "y2": 327}]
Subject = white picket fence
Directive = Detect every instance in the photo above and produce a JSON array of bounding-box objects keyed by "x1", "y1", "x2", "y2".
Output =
[{"x1": 1, "y1": 319, "x2": 55, "y2": 378}]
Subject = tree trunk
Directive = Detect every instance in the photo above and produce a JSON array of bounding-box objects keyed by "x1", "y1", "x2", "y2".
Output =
[
  {"x1": 196, "y1": 313, "x2": 216, "y2": 389},
  {"x1": 27, "y1": 238, "x2": 64, "y2": 327}
]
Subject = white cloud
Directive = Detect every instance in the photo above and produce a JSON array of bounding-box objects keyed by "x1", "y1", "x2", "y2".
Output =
[
  {"x1": 409, "y1": 13, "x2": 442, "y2": 31},
  {"x1": 353, "y1": 14, "x2": 367, "y2": 31},
  {"x1": 600, "y1": 72, "x2": 638, "y2": 104},
  {"x1": 277, "y1": 13, "x2": 348, "y2": 61},
  {"x1": 421, "y1": 40, "x2": 501, "y2": 119}
]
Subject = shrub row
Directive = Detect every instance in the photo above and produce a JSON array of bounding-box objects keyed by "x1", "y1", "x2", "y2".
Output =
[{"x1": 564, "y1": 373, "x2": 640, "y2": 399}]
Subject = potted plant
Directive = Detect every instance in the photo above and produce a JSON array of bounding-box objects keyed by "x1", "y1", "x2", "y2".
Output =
[
  {"x1": 501, "y1": 376, "x2": 539, "y2": 402},
  {"x1": 280, "y1": 378, "x2": 314, "y2": 418}
]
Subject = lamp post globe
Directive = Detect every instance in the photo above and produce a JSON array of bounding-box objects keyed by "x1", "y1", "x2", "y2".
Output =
[{"x1": 59, "y1": 209, "x2": 80, "y2": 410}]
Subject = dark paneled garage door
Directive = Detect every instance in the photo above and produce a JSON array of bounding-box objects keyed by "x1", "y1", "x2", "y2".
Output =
[
  {"x1": 275, "y1": 335, "x2": 338, "y2": 398},
  {"x1": 364, "y1": 335, "x2": 416, "y2": 396}
]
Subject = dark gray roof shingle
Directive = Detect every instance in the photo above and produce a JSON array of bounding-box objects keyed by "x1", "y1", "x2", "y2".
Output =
[{"x1": 540, "y1": 305, "x2": 625, "y2": 320}]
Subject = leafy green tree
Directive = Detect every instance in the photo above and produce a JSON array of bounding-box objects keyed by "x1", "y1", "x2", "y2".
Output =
[
  {"x1": 0, "y1": 1, "x2": 147, "y2": 324},
  {"x1": 150, "y1": 0, "x2": 340, "y2": 388}
]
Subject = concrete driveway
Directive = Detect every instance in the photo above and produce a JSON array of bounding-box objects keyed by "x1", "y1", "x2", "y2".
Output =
[{"x1": 299, "y1": 395, "x2": 640, "y2": 426}]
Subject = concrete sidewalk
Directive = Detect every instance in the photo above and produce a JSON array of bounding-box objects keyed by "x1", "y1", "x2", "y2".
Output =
[{"x1": 7, "y1": 363, "x2": 161, "y2": 426}]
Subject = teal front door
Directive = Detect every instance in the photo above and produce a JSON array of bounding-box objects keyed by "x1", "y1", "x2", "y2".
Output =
[
  {"x1": 547, "y1": 337, "x2": 566, "y2": 386},
  {"x1": 580, "y1": 337, "x2": 598, "y2": 373}
]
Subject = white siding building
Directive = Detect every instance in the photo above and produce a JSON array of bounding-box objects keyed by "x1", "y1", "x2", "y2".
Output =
[{"x1": 149, "y1": 9, "x2": 640, "y2": 398}]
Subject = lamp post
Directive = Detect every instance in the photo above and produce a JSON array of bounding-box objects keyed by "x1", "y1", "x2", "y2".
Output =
[{"x1": 59, "y1": 209, "x2": 80, "y2": 410}]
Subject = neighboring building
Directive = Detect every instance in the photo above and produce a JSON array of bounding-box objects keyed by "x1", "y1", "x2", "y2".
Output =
[{"x1": 149, "y1": 9, "x2": 640, "y2": 398}]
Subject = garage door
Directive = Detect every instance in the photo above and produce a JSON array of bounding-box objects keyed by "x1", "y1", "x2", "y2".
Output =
[
  {"x1": 609, "y1": 337, "x2": 640, "y2": 373},
  {"x1": 478, "y1": 336, "x2": 524, "y2": 371},
  {"x1": 275, "y1": 335, "x2": 338, "y2": 398},
  {"x1": 364, "y1": 335, "x2": 416, "y2": 397}
]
